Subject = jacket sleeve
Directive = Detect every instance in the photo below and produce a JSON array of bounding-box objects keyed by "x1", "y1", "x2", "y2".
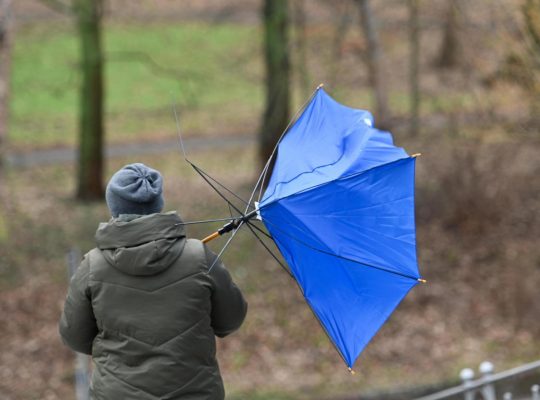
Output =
[
  {"x1": 59, "y1": 253, "x2": 98, "y2": 355},
  {"x1": 205, "y1": 245, "x2": 248, "y2": 338}
]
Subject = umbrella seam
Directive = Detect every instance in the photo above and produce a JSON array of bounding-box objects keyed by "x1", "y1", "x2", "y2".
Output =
[
  {"x1": 261, "y1": 156, "x2": 413, "y2": 208},
  {"x1": 262, "y1": 215, "x2": 421, "y2": 282}
]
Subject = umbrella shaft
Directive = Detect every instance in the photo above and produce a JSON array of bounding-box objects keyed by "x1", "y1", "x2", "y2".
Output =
[{"x1": 201, "y1": 209, "x2": 259, "y2": 243}]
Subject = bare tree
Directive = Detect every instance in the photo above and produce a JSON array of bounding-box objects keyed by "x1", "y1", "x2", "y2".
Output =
[
  {"x1": 39, "y1": 0, "x2": 105, "y2": 200},
  {"x1": 292, "y1": 0, "x2": 310, "y2": 100},
  {"x1": 435, "y1": 1, "x2": 461, "y2": 69},
  {"x1": 0, "y1": 0, "x2": 11, "y2": 167},
  {"x1": 328, "y1": 1, "x2": 354, "y2": 89},
  {"x1": 408, "y1": 0, "x2": 420, "y2": 136},
  {"x1": 74, "y1": 0, "x2": 105, "y2": 199},
  {"x1": 355, "y1": 0, "x2": 390, "y2": 128},
  {"x1": 260, "y1": 0, "x2": 290, "y2": 169}
]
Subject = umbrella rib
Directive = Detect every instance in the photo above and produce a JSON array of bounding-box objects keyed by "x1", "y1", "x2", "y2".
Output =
[
  {"x1": 303, "y1": 297, "x2": 351, "y2": 369},
  {"x1": 172, "y1": 100, "x2": 253, "y2": 219},
  {"x1": 245, "y1": 221, "x2": 292, "y2": 277},
  {"x1": 245, "y1": 85, "x2": 321, "y2": 215},
  {"x1": 189, "y1": 161, "x2": 252, "y2": 209},
  {"x1": 246, "y1": 221, "x2": 352, "y2": 367},
  {"x1": 175, "y1": 217, "x2": 243, "y2": 226},
  {"x1": 207, "y1": 221, "x2": 244, "y2": 273},
  {"x1": 260, "y1": 156, "x2": 414, "y2": 208},
  {"x1": 249, "y1": 214, "x2": 418, "y2": 281},
  {"x1": 245, "y1": 220, "x2": 272, "y2": 239},
  {"x1": 172, "y1": 105, "x2": 249, "y2": 213},
  {"x1": 172, "y1": 97, "x2": 188, "y2": 161},
  {"x1": 261, "y1": 217, "x2": 420, "y2": 282},
  {"x1": 260, "y1": 151, "x2": 348, "y2": 204},
  {"x1": 189, "y1": 162, "x2": 247, "y2": 217}
]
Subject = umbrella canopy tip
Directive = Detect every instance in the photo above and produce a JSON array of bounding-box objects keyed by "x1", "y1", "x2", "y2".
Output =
[
  {"x1": 417, "y1": 278, "x2": 427, "y2": 283},
  {"x1": 348, "y1": 367, "x2": 356, "y2": 375},
  {"x1": 412, "y1": 153, "x2": 422, "y2": 158},
  {"x1": 317, "y1": 83, "x2": 325, "y2": 90}
]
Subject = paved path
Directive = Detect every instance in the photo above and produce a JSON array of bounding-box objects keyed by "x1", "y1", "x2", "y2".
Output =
[{"x1": 5, "y1": 135, "x2": 254, "y2": 168}]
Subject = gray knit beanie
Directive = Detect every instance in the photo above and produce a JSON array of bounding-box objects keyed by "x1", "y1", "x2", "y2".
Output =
[{"x1": 105, "y1": 163, "x2": 164, "y2": 218}]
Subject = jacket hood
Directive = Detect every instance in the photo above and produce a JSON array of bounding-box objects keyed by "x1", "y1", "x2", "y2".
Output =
[{"x1": 95, "y1": 212, "x2": 186, "y2": 276}]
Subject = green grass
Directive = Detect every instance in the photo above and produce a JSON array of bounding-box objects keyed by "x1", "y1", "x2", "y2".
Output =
[
  {"x1": 11, "y1": 22, "x2": 263, "y2": 149},
  {"x1": 11, "y1": 20, "x2": 490, "y2": 151}
]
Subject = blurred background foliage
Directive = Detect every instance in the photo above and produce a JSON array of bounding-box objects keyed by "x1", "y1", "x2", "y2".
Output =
[{"x1": 0, "y1": 0, "x2": 539, "y2": 399}]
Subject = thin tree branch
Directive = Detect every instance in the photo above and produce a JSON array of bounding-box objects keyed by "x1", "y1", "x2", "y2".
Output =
[
  {"x1": 105, "y1": 51, "x2": 204, "y2": 82},
  {"x1": 36, "y1": 0, "x2": 73, "y2": 15}
]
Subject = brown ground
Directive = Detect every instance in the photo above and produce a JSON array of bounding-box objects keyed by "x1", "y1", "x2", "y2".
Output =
[
  {"x1": 1, "y1": 138, "x2": 539, "y2": 399},
  {"x1": 2, "y1": 0, "x2": 540, "y2": 399}
]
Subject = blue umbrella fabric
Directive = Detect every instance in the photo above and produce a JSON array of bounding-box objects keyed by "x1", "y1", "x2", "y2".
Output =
[{"x1": 257, "y1": 88, "x2": 423, "y2": 369}]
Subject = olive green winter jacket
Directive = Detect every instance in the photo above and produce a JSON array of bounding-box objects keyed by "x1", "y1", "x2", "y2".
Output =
[{"x1": 59, "y1": 212, "x2": 247, "y2": 400}]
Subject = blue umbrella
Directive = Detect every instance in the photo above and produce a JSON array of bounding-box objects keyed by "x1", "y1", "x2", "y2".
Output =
[
  {"x1": 257, "y1": 87, "x2": 424, "y2": 370},
  {"x1": 184, "y1": 86, "x2": 424, "y2": 371}
]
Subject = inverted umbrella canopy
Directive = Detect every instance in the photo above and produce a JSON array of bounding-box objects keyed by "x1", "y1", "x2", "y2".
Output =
[
  {"x1": 257, "y1": 88, "x2": 423, "y2": 369},
  {"x1": 189, "y1": 86, "x2": 423, "y2": 371}
]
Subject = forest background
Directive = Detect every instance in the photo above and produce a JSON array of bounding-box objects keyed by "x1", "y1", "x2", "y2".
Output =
[{"x1": 0, "y1": 0, "x2": 539, "y2": 399}]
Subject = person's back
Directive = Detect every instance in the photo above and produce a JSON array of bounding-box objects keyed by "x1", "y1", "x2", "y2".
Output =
[{"x1": 59, "y1": 163, "x2": 247, "y2": 400}]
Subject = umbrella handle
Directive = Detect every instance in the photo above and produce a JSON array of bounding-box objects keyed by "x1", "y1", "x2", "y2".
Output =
[
  {"x1": 202, "y1": 231, "x2": 220, "y2": 243},
  {"x1": 200, "y1": 209, "x2": 259, "y2": 244},
  {"x1": 201, "y1": 219, "x2": 240, "y2": 244}
]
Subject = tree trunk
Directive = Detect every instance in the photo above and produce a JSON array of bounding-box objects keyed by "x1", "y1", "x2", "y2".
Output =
[
  {"x1": 259, "y1": 0, "x2": 290, "y2": 170},
  {"x1": 356, "y1": 0, "x2": 390, "y2": 129},
  {"x1": 523, "y1": 0, "x2": 540, "y2": 121},
  {"x1": 408, "y1": 0, "x2": 420, "y2": 136},
  {"x1": 293, "y1": 0, "x2": 310, "y2": 100},
  {"x1": 329, "y1": 1, "x2": 353, "y2": 89},
  {"x1": 435, "y1": 1, "x2": 460, "y2": 69},
  {"x1": 0, "y1": 0, "x2": 11, "y2": 168},
  {"x1": 75, "y1": 0, "x2": 104, "y2": 200}
]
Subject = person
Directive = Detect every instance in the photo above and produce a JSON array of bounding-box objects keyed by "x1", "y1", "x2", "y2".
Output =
[{"x1": 59, "y1": 163, "x2": 248, "y2": 400}]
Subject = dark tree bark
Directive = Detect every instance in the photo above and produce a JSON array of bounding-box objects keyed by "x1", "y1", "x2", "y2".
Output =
[
  {"x1": 408, "y1": 0, "x2": 420, "y2": 136},
  {"x1": 328, "y1": 1, "x2": 353, "y2": 89},
  {"x1": 74, "y1": 0, "x2": 105, "y2": 200},
  {"x1": 0, "y1": 0, "x2": 11, "y2": 168},
  {"x1": 435, "y1": 1, "x2": 461, "y2": 69},
  {"x1": 35, "y1": 0, "x2": 104, "y2": 200},
  {"x1": 259, "y1": 0, "x2": 290, "y2": 169},
  {"x1": 293, "y1": 0, "x2": 310, "y2": 100},
  {"x1": 356, "y1": 0, "x2": 390, "y2": 129}
]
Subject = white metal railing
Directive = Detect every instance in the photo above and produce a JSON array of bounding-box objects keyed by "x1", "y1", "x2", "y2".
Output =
[{"x1": 414, "y1": 360, "x2": 540, "y2": 400}]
